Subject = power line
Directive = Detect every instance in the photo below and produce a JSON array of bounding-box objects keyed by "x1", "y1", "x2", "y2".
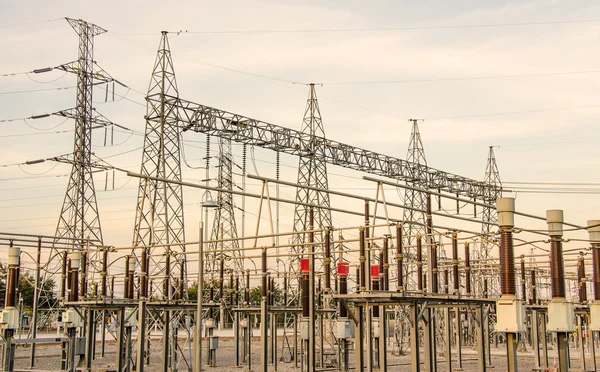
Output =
[
  {"x1": 426, "y1": 104, "x2": 600, "y2": 121},
  {"x1": 0, "y1": 86, "x2": 76, "y2": 95},
  {"x1": 110, "y1": 18, "x2": 600, "y2": 36},
  {"x1": 321, "y1": 70, "x2": 600, "y2": 85},
  {"x1": 0, "y1": 18, "x2": 64, "y2": 30},
  {"x1": 505, "y1": 181, "x2": 600, "y2": 186}
]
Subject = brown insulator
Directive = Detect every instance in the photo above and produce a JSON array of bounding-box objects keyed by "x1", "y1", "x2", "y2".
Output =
[
  {"x1": 102, "y1": 249, "x2": 109, "y2": 298},
  {"x1": 220, "y1": 257, "x2": 225, "y2": 303},
  {"x1": 521, "y1": 257, "x2": 526, "y2": 302},
  {"x1": 235, "y1": 276, "x2": 240, "y2": 306},
  {"x1": 359, "y1": 226, "x2": 366, "y2": 291},
  {"x1": 431, "y1": 243, "x2": 438, "y2": 293},
  {"x1": 140, "y1": 248, "x2": 147, "y2": 298},
  {"x1": 417, "y1": 236, "x2": 423, "y2": 291},
  {"x1": 379, "y1": 250, "x2": 384, "y2": 284},
  {"x1": 261, "y1": 249, "x2": 267, "y2": 297},
  {"x1": 372, "y1": 277, "x2": 380, "y2": 318},
  {"x1": 230, "y1": 272, "x2": 234, "y2": 305},
  {"x1": 164, "y1": 253, "x2": 171, "y2": 298},
  {"x1": 81, "y1": 251, "x2": 87, "y2": 297},
  {"x1": 61, "y1": 252, "x2": 67, "y2": 300},
  {"x1": 499, "y1": 229, "x2": 516, "y2": 296},
  {"x1": 593, "y1": 246, "x2": 600, "y2": 301},
  {"x1": 484, "y1": 279, "x2": 488, "y2": 299},
  {"x1": 578, "y1": 252, "x2": 587, "y2": 303},
  {"x1": 383, "y1": 236, "x2": 390, "y2": 291},
  {"x1": 124, "y1": 256, "x2": 131, "y2": 299},
  {"x1": 530, "y1": 270, "x2": 537, "y2": 305},
  {"x1": 426, "y1": 193, "x2": 433, "y2": 236},
  {"x1": 465, "y1": 243, "x2": 471, "y2": 295},
  {"x1": 550, "y1": 238, "x2": 566, "y2": 298},
  {"x1": 179, "y1": 261, "x2": 185, "y2": 300},
  {"x1": 444, "y1": 269, "x2": 449, "y2": 295},
  {"x1": 396, "y1": 224, "x2": 404, "y2": 291},
  {"x1": 245, "y1": 270, "x2": 250, "y2": 305},
  {"x1": 5, "y1": 267, "x2": 17, "y2": 308},
  {"x1": 452, "y1": 232, "x2": 459, "y2": 293},
  {"x1": 69, "y1": 264, "x2": 79, "y2": 302},
  {"x1": 283, "y1": 274, "x2": 288, "y2": 305},
  {"x1": 325, "y1": 228, "x2": 331, "y2": 292},
  {"x1": 339, "y1": 275, "x2": 348, "y2": 318},
  {"x1": 301, "y1": 272, "x2": 309, "y2": 317},
  {"x1": 111, "y1": 276, "x2": 115, "y2": 299},
  {"x1": 356, "y1": 267, "x2": 360, "y2": 292},
  {"x1": 129, "y1": 271, "x2": 135, "y2": 300}
]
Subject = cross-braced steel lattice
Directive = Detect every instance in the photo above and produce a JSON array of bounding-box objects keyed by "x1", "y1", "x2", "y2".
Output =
[
  {"x1": 401, "y1": 119, "x2": 428, "y2": 289},
  {"x1": 208, "y1": 137, "x2": 243, "y2": 272},
  {"x1": 132, "y1": 31, "x2": 186, "y2": 301},
  {"x1": 53, "y1": 18, "x2": 107, "y2": 252},
  {"x1": 477, "y1": 146, "x2": 502, "y2": 297},
  {"x1": 292, "y1": 84, "x2": 332, "y2": 249}
]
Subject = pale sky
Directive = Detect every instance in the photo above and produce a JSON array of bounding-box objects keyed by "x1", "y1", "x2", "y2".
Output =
[{"x1": 2, "y1": 1, "x2": 600, "y2": 289}]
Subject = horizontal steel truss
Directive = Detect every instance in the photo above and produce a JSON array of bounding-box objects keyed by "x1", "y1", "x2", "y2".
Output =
[{"x1": 176, "y1": 97, "x2": 497, "y2": 199}]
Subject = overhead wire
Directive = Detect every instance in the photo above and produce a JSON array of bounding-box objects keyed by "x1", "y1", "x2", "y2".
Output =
[{"x1": 150, "y1": 18, "x2": 600, "y2": 35}]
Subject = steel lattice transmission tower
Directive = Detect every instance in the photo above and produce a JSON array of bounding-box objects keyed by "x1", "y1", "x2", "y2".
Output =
[
  {"x1": 401, "y1": 119, "x2": 428, "y2": 287},
  {"x1": 208, "y1": 137, "x2": 243, "y2": 272},
  {"x1": 132, "y1": 31, "x2": 186, "y2": 300},
  {"x1": 478, "y1": 146, "x2": 502, "y2": 296},
  {"x1": 292, "y1": 84, "x2": 332, "y2": 250},
  {"x1": 54, "y1": 18, "x2": 107, "y2": 252}
]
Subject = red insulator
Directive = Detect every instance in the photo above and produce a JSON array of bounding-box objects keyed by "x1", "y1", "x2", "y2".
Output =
[
  {"x1": 300, "y1": 258, "x2": 310, "y2": 273},
  {"x1": 370, "y1": 264, "x2": 380, "y2": 279},
  {"x1": 337, "y1": 262, "x2": 349, "y2": 276}
]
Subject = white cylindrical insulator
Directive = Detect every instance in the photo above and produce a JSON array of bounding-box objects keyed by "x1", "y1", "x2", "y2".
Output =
[
  {"x1": 8, "y1": 247, "x2": 20, "y2": 266},
  {"x1": 69, "y1": 251, "x2": 82, "y2": 269},
  {"x1": 587, "y1": 220, "x2": 600, "y2": 242},
  {"x1": 546, "y1": 210, "x2": 564, "y2": 237},
  {"x1": 496, "y1": 197, "x2": 515, "y2": 228}
]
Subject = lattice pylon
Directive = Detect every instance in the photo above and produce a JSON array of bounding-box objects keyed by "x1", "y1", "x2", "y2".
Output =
[
  {"x1": 208, "y1": 137, "x2": 243, "y2": 272},
  {"x1": 478, "y1": 146, "x2": 502, "y2": 297},
  {"x1": 132, "y1": 31, "x2": 186, "y2": 301},
  {"x1": 401, "y1": 119, "x2": 428, "y2": 290},
  {"x1": 45, "y1": 19, "x2": 107, "y2": 303},
  {"x1": 292, "y1": 84, "x2": 332, "y2": 249}
]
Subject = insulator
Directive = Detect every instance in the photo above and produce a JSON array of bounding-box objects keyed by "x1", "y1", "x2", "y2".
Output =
[
  {"x1": 550, "y1": 239, "x2": 566, "y2": 298},
  {"x1": 500, "y1": 230, "x2": 516, "y2": 296}
]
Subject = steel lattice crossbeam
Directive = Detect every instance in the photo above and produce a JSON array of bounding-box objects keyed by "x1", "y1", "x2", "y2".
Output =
[{"x1": 177, "y1": 98, "x2": 497, "y2": 199}]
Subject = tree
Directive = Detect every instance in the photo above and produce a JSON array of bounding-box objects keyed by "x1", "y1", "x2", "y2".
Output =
[
  {"x1": 249, "y1": 283, "x2": 285, "y2": 306},
  {"x1": 17, "y1": 272, "x2": 56, "y2": 309}
]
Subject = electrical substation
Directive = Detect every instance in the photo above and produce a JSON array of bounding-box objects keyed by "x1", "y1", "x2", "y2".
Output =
[{"x1": 1, "y1": 17, "x2": 600, "y2": 372}]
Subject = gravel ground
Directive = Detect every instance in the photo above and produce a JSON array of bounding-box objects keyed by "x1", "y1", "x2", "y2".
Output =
[{"x1": 11, "y1": 336, "x2": 598, "y2": 372}]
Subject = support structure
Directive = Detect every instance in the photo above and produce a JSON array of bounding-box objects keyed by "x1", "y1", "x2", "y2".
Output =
[
  {"x1": 402, "y1": 119, "x2": 428, "y2": 288},
  {"x1": 292, "y1": 84, "x2": 332, "y2": 250},
  {"x1": 132, "y1": 31, "x2": 186, "y2": 300}
]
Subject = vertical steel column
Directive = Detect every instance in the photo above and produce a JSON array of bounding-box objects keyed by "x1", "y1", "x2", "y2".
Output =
[
  {"x1": 260, "y1": 248, "x2": 268, "y2": 372},
  {"x1": 476, "y1": 305, "x2": 487, "y2": 372},
  {"x1": 234, "y1": 312, "x2": 240, "y2": 367},
  {"x1": 409, "y1": 304, "x2": 420, "y2": 372},
  {"x1": 308, "y1": 209, "x2": 316, "y2": 372},
  {"x1": 354, "y1": 304, "x2": 365, "y2": 372},
  {"x1": 29, "y1": 237, "x2": 42, "y2": 368},
  {"x1": 85, "y1": 309, "x2": 95, "y2": 371}
]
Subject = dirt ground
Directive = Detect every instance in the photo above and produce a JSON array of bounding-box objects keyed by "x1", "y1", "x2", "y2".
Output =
[{"x1": 11, "y1": 336, "x2": 598, "y2": 372}]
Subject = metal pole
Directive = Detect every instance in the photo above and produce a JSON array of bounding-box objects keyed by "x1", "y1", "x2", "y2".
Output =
[
  {"x1": 260, "y1": 248, "x2": 268, "y2": 372},
  {"x1": 28, "y1": 237, "x2": 42, "y2": 368},
  {"x1": 194, "y1": 222, "x2": 204, "y2": 372}
]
